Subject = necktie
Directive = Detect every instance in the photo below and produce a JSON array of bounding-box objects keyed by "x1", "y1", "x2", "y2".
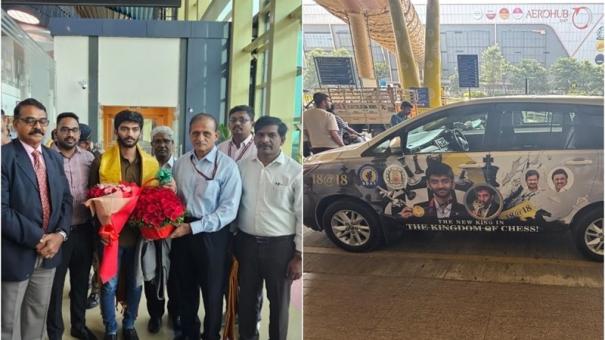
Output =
[{"x1": 32, "y1": 150, "x2": 50, "y2": 231}]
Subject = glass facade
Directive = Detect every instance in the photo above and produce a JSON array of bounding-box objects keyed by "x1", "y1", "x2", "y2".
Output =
[{"x1": 1, "y1": 11, "x2": 56, "y2": 118}]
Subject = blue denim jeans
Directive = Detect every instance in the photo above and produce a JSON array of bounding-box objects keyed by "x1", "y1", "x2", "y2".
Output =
[{"x1": 99, "y1": 245, "x2": 142, "y2": 334}]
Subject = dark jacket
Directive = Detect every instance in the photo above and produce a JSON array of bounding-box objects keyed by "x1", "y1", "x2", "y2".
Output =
[
  {"x1": 1, "y1": 139, "x2": 72, "y2": 281},
  {"x1": 417, "y1": 198, "x2": 467, "y2": 219}
]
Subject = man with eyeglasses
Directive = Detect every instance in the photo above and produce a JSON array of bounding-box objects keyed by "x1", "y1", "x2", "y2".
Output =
[
  {"x1": 170, "y1": 113, "x2": 242, "y2": 340},
  {"x1": 2, "y1": 98, "x2": 73, "y2": 340},
  {"x1": 47, "y1": 112, "x2": 96, "y2": 340},
  {"x1": 217, "y1": 105, "x2": 257, "y2": 326},
  {"x1": 218, "y1": 105, "x2": 257, "y2": 163}
]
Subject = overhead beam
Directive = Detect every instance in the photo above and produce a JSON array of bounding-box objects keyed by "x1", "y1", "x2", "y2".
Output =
[
  {"x1": 201, "y1": 0, "x2": 230, "y2": 21},
  {"x1": 3, "y1": 0, "x2": 181, "y2": 6}
]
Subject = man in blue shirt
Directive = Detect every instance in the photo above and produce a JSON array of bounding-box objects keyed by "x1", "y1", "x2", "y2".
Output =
[
  {"x1": 390, "y1": 101, "x2": 413, "y2": 126},
  {"x1": 170, "y1": 113, "x2": 242, "y2": 340}
]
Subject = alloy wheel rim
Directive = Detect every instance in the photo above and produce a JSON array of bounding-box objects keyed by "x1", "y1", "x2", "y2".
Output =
[
  {"x1": 584, "y1": 218, "x2": 604, "y2": 256},
  {"x1": 330, "y1": 209, "x2": 371, "y2": 246}
]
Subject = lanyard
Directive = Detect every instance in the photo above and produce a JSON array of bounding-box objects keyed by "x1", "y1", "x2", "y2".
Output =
[
  {"x1": 228, "y1": 138, "x2": 253, "y2": 162},
  {"x1": 190, "y1": 152, "x2": 219, "y2": 181}
]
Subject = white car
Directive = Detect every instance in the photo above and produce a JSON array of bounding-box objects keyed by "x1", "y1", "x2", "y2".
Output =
[{"x1": 304, "y1": 96, "x2": 604, "y2": 261}]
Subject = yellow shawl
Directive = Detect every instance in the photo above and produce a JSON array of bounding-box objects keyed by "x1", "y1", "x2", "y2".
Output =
[{"x1": 99, "y1": 144, "x2": 159, "y2": 186}]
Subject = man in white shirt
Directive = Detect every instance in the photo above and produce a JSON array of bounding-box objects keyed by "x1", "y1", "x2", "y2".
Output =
[
  {"x1": 145, "y1": 126, "x2": 179, "y2": 334},
  {"x1": 303, "y1": 92, "x2": 344, "y2": 154},
  {"x1": 236, "y1": 116, "x2": 302, "y2": 340},
  {"x1": 218, "y1": 105, "x2": 257, "y2": 163}
]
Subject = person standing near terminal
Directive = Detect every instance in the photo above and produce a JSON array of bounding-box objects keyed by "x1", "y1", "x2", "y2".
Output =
[
  {"x1": 47, "y1": 112, "x2": 97, "y2": 340},
  {"x1": 236, "y1": 116, "x2": 302, "y2": 340},
  {"x1": 170, "y1": 113, "x2": 242, "y2": 340},
  {"x1": 303, "y1": 92, "x2": 344, "y2": 154},
  {"x1": 218, "y1": 105, "x2": 257, "y2": 162},
  {"x1": 143, "y1": 126, "x2": 180, "y2": 335},
  {"x1": 89, "y1": 110, "x2": 160, "y2": 340},
  {"x1": 1, "y1": 98, "x2": 72, "y2": 340},
  {"x1": 79, "y1": 123, "x2": 102, "y2": 159},
  {"x1": 2, "y1": 109, "x2": 11, "y2": 145},
  {"x1": 390, "y1": 101, "x2": 413, "y2": 126}
]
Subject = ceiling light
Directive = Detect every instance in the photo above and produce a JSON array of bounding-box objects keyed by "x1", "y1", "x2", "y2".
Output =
[{"x1": 7, "y1": 9, "x2": 40, "y2": 25}]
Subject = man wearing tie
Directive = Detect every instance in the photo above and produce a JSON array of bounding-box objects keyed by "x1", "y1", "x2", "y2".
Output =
[{"x1": 1, "y1": 98, "x2": 72, "y2": 340}]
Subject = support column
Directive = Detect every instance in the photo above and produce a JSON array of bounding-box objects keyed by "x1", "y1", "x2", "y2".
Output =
[
  {"x1": 348, "y1": 12, "x2": 375, "y2": 85},
  {"x1": 266, "y1": 0, "x2": 301, "y2": 157},
  {"x1": 387, "y1": 0, "x2": 420, "y2": 89},
  {"x1": 228, "y1": 0, "x2": 253, "y2": 109},
  {"x1": 423, "y1": 0, "x2": 442, "y2": 107}
]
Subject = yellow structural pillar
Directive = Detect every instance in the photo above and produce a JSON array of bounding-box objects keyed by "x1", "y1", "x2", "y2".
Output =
[
  {"x1": 266, "y1": 0, "x2": 301, "y2": 156},
  {"x1": 348, "y1": 12, "x2": 375, "y2": 85},
  {"x1": 228, "y1": 0, "x2": 253, "y2": 108},
  {"x1": 423, "y1": 0, "x2": 442, "y2": 107},
  {"x1": 387, "y1": 0, "x2": 420, "y2": 88}
]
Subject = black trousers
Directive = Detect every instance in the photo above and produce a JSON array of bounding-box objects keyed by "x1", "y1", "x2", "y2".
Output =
[
  {"x1": 173, "y1": 227, "x2": 231, "y2": 340},
  {"x1": 47, "y1": 223, "x2": 94, "y2": 340},
  {"x1": 144, "y1": 240, "x2": 179, "y2": 321},
  {"x1": 235, "y1": 232, "x2": 295, "y2": 340}
]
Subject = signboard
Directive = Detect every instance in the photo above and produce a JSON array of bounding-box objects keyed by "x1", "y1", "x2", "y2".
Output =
[
  {"x1": 3, "y1": 0, "x2": 181, "y2": 6},
  {"x1": 314, "y1": 56, "x2": 357, "y2": 86},
  {"x1": 411, "y1": 87, "x2": 429, "y2": 107},
  {"x1": 457, "y1": 54, "x2": 479, "y2": 88}
]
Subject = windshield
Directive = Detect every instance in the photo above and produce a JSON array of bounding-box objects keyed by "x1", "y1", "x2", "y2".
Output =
[{"x1": 406, "y1": 113, "x2": 486, "y2": 153}]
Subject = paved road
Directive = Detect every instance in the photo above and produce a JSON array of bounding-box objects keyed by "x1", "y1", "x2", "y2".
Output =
[{"x1": 303, "y1": 228, "x2": 603, "y2": 340}]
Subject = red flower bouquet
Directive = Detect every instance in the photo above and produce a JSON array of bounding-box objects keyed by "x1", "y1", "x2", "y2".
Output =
[
  {"x1": 85, "y1": 182, "x2": 141, "y2": 283},
  {"x1": 130, "y1": 186, "x2": 185, "y2": 240}
]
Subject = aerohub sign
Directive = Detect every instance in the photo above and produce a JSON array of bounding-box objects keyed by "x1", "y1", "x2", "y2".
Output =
[{"x1": 471, "y1": 6, "x2": 593, "y2": 30}]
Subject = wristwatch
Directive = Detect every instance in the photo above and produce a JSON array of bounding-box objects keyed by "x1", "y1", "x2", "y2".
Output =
[{"x1": 57, "y1": 230, "x2": 68, "y2": 242}]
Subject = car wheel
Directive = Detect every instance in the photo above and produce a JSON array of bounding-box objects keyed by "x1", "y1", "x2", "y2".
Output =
[
  {"x1": 574, "y1": 207, "x2": 604, "y2": 262},
  {"x1": 322, "y1": 200, "x2": 383, "y2": 252}
]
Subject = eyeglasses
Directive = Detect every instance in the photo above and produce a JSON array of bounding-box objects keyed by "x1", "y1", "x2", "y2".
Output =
[
  {"x1": 58, "y1": 127, "x2": 80, "y2": 134},
  {"x1": 229, "y1": 117, "x2": 251, "y2": 124},
  {"x1": 18, "y1": 117, "x2": 50, "y2": 127}
]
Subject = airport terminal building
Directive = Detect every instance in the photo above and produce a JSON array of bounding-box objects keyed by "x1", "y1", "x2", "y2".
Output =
[{"x1": 303, "y1": 0, "x2": 604, "y2": 82}]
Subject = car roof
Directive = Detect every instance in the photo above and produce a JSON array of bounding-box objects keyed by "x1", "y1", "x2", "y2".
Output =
[{"x1": 441, "y1": 95, "x2": 604, "y2": 107}]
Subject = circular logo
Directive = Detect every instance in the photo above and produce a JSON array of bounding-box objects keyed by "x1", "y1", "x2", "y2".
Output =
[
  {"x1": 472, "y1": 9, "x2": 483, "y2": 20},
  {"x1": 597, "y1": 41, "x2": 604, "y2": 53},
  {"x1": 547, "y1": 166, "x2": 574, "y2": 193},
  {"x1": 486, "y1": 9, "x2": 497, "y2": 20},
  {"x1": 499, "y1": 8, "x2": 510, "y2": 20},
  {"x1": 596, "y1": 54, "x2": 604, "y2": 65},
  {"x1": 597, "y1": 26, "x2": 604, "y2": 40},
  {"x1": 383, "y1": 164, "x2": 408, "y2": 190},
  {"x1": 358, "y1": 165, "x2": 378, "y2": 188},
  {"x1": 572, "y1": 6, "x2": 592, "y2": 30},
  {"x1": 412, "y1": 206, "x2": 425, "y2": 218},
  {"x1": 512, "y1": 7, "x2": 523, "y2": 20},
  {"x1": 463, "y1": 184, "x2": 504, "y2": 220}
]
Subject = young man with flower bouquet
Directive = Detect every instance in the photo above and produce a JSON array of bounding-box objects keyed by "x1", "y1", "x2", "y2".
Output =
[{"x1": 88, "y1": 110, "x2": 173, "y2": 340}]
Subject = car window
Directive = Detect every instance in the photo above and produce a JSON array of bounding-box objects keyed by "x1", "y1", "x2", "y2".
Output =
[
  {"x1": 494, "y1": 103, "x2": 603, "y2": 150},
  {"x1": 405, "y1": 110, "x2": 488, "y2": 154},
  {"x1": 370, "y1": 134, "x2": 402, "y2": 156},
  {"x1": 565, "y1": 105, "x2": 603, "y2": 150}
]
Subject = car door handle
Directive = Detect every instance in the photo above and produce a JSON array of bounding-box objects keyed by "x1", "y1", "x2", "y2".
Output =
[{"x1": 565, "y1": 159, "x2": 593, "y2": 165}]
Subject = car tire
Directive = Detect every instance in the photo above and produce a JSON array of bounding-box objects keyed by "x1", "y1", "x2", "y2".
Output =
[
  {"x1": 574, "y1": 207, "x2": 604, "y2": 262},
  {"x1": 322, "y1": 200, "x2": 383, "y2": 252}
]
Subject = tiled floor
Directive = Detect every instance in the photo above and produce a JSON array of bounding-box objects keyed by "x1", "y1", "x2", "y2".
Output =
[{"x1": 57, "y1": 274, "x2": 302, "y2": 339}]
